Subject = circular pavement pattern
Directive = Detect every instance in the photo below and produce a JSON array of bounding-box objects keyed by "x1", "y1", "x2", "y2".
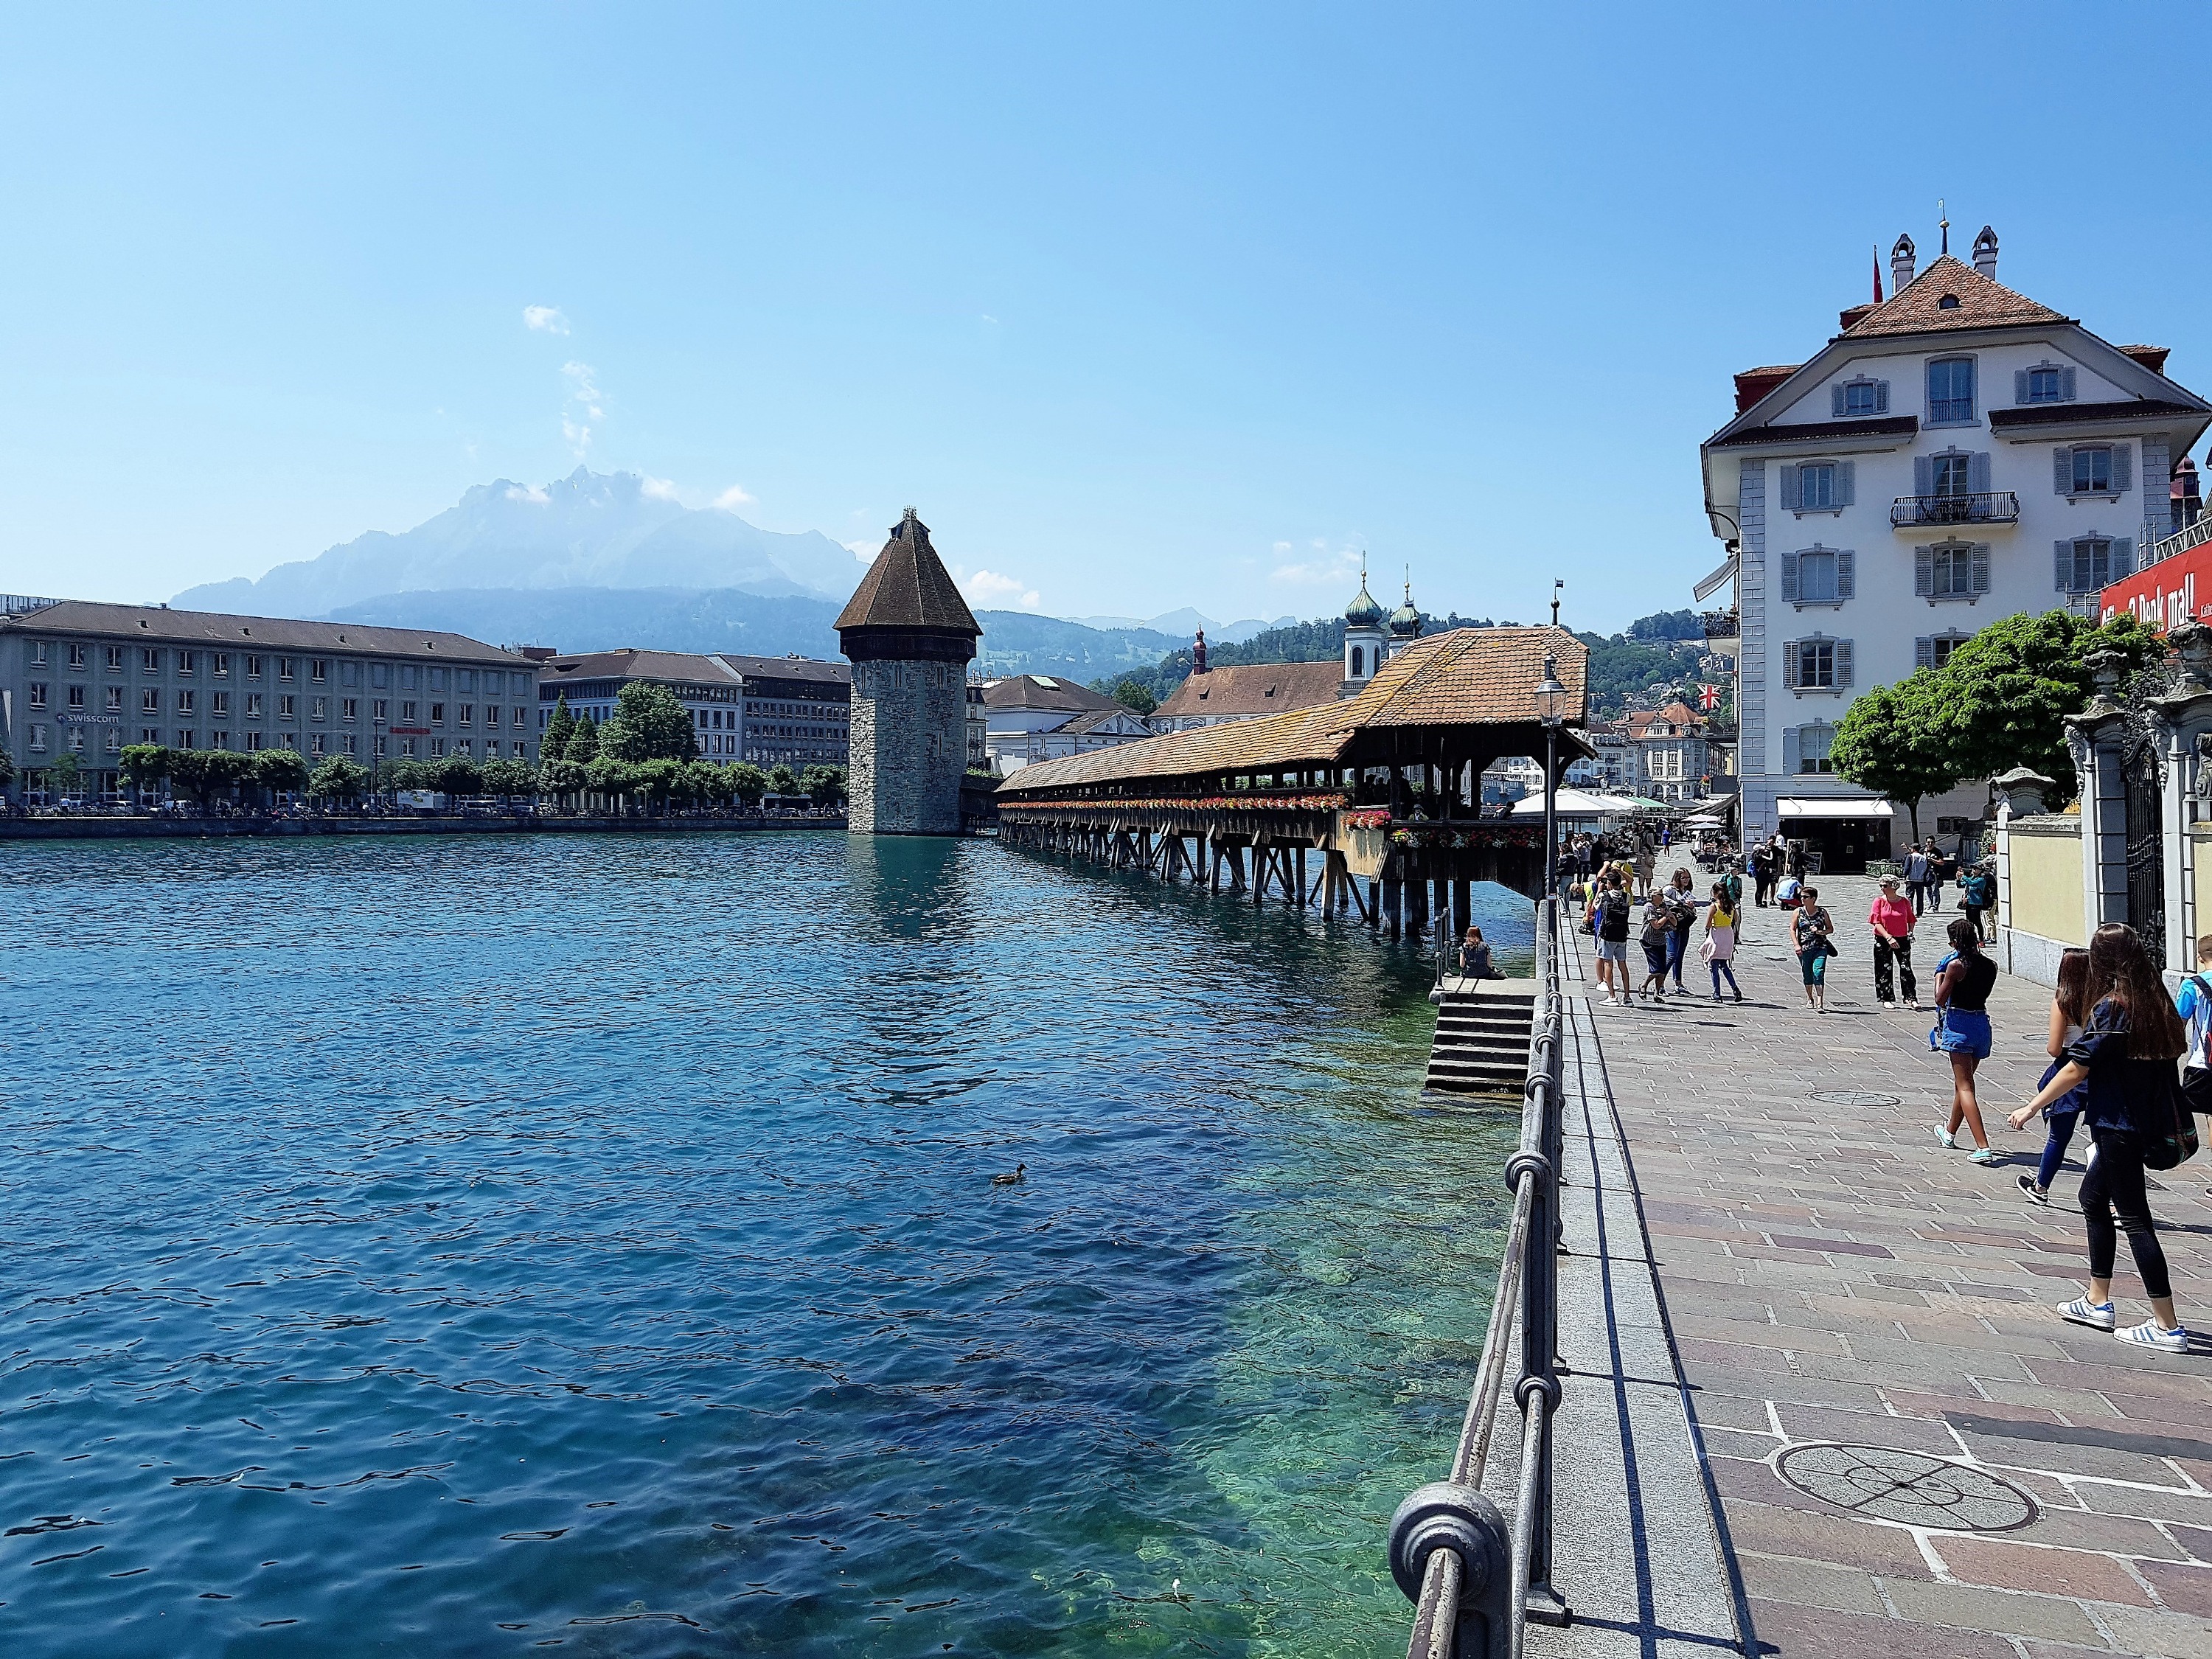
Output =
[
  {"x1": 1809, "y1": 1090, "x2": 1902, "y2": 1107},
  {"x1": 1775, "y1": 1444, "x2": 2038, "y2": 1531}
]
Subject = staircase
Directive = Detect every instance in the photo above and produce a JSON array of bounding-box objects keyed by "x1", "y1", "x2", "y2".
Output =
[{"x1": 1425, "y1": 980, "x2": 1537, "y2": 1096}]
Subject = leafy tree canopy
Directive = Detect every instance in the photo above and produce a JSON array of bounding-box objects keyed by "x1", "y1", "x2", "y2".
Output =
[
  {"x1": 727, "y1": 762, "x2": 767, "y2": 806},
  {"x1": 599, "y1": 682, "x2": 700, "y2": 762},
  {"x1": 1624, "y1": 608, "x2": 1702, "y2": 641},
  {"x1": 766, "y1": 763, "x2": 799, "y2": 796},
  {"x1": 431, "y1": 752, "x2": 484, "y2": 798},
  {"x1": 119, "y1": 744, "x2": 170, "y2": 788},
  {"x1": 254, "y1": 748, "x2": 311, "y2": 795},
  {"x1": 1932, "y1": 610, "x2": 2163, "y2": 801},
  {"x1": 310, "y1": 754, "x2": 369, "y2": 801},
  {"x1": 800, "y1": 764, "x2": 847, "y2": 806},
  {"x1": 1831, "y1": 672, "x2": 1957, "y2": 841},
  {"x1": 564, "y1": 716, "x2": 601, "y2": 764},
  {"x1": 1110, "y1": 677, "x2": 1157, "y2": 715},
  {"x1": 543, "y1": 695, "x2": 576, "y2": 760},
  {"x1": 481, "y1": 759, "x2": 535, "y2": 799}
]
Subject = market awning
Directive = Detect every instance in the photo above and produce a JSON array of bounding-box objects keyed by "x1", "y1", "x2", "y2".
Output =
[{"x1": 1777, "y1": 797, "x2": 1893, "y2": 820}]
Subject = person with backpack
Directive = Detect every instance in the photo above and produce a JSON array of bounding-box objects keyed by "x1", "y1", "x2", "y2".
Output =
[
  {"x1": 1592, "y1": 875, "x2": 1632, "y2": 1006},
  {"x1": 2177, "y1": 933, "x2": 2212, "y2": 1203},
  {"x1": 2015, "y1": 922, "x2": 2193, "y2": 1352},
  {"x1": 1961, "y1": 860, "x2": 1997, "y2": 944},
  {"x1": 2007, "y1": 948, "x2": 2091, "y2": 1205}
]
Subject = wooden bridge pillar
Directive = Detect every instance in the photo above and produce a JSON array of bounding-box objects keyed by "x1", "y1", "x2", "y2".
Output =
[{"x1": 1453, "y1": 877, "x2": 1471, "y2": 942}]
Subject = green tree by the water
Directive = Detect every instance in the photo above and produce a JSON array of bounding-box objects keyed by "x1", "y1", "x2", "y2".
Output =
[
  {"x1": 1831, "y1": 675, "x2": 1955, "y2": 842},
  {"x1": 543, "y1": 695, "x2": 576, "y2": 760},
  {"x1": 310, "y1": 754, "x2": 369, "y2": 803},
  {"x1": 599, "y1": 683, "x2": 699, "y2": 762},
  {"x1": 564, "y1": 716, "x2": 600, "y2": 764}
]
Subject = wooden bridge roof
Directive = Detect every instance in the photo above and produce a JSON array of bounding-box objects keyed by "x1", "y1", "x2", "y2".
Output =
[{"x1": 996, "y1": 625, "x2": 1588, "y2": 797}]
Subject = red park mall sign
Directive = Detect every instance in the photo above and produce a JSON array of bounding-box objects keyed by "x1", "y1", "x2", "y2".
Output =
[{"x1": 2102, "y1": 542, "x2": 2212, "y2": 631}]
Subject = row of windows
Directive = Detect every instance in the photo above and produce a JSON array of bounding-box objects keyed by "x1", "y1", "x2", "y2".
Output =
[
  {"x1": 1769, "y1": 535, "x2": 2127, "y2": 608},
  {"x1": 24, "y1": 727, "x2": 535, "y2": 759},
  {"x1": 1827, "y1": 359, "x2": 2098, "y2": 429},
  {"x1": 1785, "y1": 443, "x2": 2135, "y2": 512},
  {"x1": 20, "y1": 642, "x2": 527, "y2": 693},
  {"x1": 22, "y1": 687, "x2": 528, "y2": 726}
]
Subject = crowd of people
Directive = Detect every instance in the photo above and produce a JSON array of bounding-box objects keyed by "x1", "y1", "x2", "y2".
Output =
[{"x1": 1563, "y1": 827, "x2": 2202, "y2": 1356}]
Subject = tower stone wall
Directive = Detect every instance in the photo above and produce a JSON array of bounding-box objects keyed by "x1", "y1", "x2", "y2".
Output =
[
  {"x1": 847, "y1": 658, "x2": 967, "y2": 834},
  {"x1": 835, "y1": 508, "x2": 981, "y2": 837}
]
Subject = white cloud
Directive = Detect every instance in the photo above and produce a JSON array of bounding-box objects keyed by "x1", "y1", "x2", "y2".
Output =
[
  {"x1": 713, "y1": 484, "x2": 756, "y2": 512},
  {"x1": 1271, "y1": 541, "x2": 1365, "y2": 586},
  {"x1": 844, "y1": 538, "x2": 877, "y2": 563},
  {"x1": 962, "y1": 568, "x2": 1041, "y2": 610},
  {"x1": 640, "y1": 476, "x2": 684, "y2": 502},
  {"x1": 504, "y1": 484, "x2": 550, "y2": 504},
  {"x1": 523, "y1": 305, "x2": 570, "y2": 335}
]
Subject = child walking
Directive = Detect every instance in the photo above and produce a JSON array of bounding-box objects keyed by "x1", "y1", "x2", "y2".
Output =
[
  {"x1": 1700, "y1": 881, "x2": 1744, "y2": 1002},
  {"x1": 2007, "y1": 948, "x2": 2089, "y2": 1203}
]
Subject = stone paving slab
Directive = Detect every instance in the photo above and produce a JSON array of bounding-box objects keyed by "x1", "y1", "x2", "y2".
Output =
[{"x1": 1568, "y1": 871, "x2": 2212, "y2": 1658}]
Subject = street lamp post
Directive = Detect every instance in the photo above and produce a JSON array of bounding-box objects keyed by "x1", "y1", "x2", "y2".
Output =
[
  {"x1": 372, "y1": 716, "x2": 386, "y2": 810},
  {"x1": 1534, "y1": 654, "x2": 1568, "y2": 904}
]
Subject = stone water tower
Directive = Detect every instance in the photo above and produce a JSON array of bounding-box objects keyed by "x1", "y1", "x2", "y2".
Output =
[{"x1": 836, "y1": 508, "x2": 982, "y2": 835}]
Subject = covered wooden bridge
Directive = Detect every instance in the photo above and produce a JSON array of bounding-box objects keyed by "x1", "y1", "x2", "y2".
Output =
[{"x1": 992, "y1": 626, "x2": 1590, "y2": 940}]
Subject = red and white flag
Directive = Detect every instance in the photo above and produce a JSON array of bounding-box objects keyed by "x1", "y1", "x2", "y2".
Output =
[{"x1": 1697, "y1": 683, "x2": 1720, "y2": 712}]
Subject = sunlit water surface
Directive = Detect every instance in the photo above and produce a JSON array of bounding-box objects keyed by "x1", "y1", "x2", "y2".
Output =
[{"x1": 0, "y1": 833, "x2": 1527, "y2": 1657}]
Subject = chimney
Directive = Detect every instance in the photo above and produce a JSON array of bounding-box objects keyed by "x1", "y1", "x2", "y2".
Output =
[
  {"x1": 1972, "y1": 226, "x2": 1999, "y2": 279},
  {"x1": 1890, "y1": 234, "x2": 1917, "y2": 295}
]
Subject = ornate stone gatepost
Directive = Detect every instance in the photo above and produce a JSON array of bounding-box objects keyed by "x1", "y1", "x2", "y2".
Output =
[
  {"x1": 2149, "y1": 620, "x2": 2212, "y2": 976},
  {"x1": 2062, "y1": 650, "x2": 2133, "y2": 947}
]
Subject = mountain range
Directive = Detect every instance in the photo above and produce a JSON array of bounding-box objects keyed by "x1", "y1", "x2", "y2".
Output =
[{"x1": 165, "y1": 467, "x2": 1230, "y2": 679}]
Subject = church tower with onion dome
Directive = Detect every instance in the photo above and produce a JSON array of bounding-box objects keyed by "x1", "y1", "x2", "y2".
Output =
[
  {"x1": 1387, "y1": 574, "x2": 1424, "y2": 661},
  {"x1": 835, "y1": 508, "x2": 982, "y2": 835},
  {"x1": 1340, "y1": 563, "x2": 1387, "y2": 695}
]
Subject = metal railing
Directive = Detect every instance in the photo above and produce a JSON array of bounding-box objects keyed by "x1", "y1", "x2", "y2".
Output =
[
  {"x1": 1, "y1": 595, "x2": 64, "y2": 617},
  {"x1": 2144, "y1": 513, "x2": 2211, "y2": 569},
  {"x1": 1888, "y1": 491, "x2": 2019, "y2": 528},
  {"x1": 1698, "y1": 608, "x2": 1738, "y2": 641},
  {"x1": 1393, "y1": 895, "x2": 1568, "y2": 1659}
]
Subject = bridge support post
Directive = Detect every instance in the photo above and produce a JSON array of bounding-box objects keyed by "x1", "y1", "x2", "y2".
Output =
[
  {"x1": 1382, "y1": 867, "x2": 1401, "y2": 939},
  {"x1": 1453, "y1": 878, "x2": 1471, "y2": 942}
]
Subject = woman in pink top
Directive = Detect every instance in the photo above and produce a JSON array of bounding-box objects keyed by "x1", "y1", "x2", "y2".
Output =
[{"x1": 1870, "y1": 873, "x2": 1921, "y2": 1010}]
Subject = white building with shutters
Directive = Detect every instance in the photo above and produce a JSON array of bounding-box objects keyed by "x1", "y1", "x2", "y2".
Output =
[{"x1": 1697, "y1": 228, "x2": 2212, "y2": 869}]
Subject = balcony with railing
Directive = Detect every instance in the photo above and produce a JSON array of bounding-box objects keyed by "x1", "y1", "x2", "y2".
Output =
[
  {"x1": 1700, "y1": 608, "x2": 1739, "y2": 644},
  {"x1": 1889, "y1": 492, "x2": 2020, "y2": 529}
]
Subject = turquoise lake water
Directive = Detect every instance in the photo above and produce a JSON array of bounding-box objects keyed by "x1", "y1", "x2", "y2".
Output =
[{"x1": 0, "y1": 833, "x2": 1528, "y2": 1656}]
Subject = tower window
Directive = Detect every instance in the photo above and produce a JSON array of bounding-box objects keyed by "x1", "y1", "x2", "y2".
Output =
[{"x1": 1349, "y1": 646, "x2": 1364, "y2": 677}]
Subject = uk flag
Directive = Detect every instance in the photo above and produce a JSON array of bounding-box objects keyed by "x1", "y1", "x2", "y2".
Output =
[{"x1": 1697, "y1": 683, "x2": 1720, "y2": 712}]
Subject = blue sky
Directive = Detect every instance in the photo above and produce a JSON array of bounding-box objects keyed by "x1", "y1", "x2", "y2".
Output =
[{"x1": 5, "y1": 3, "x2": 2208, "y2": 633}]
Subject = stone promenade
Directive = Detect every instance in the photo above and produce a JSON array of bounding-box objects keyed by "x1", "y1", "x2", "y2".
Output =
[{"x1": 1581, "y1": 870, "x2": 2212, "y2": 1658}]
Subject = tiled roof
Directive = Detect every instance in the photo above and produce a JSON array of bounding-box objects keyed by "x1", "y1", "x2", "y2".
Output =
[
  {"x1": 1840, "y1": 255, "x2": 2070, "y2": 339},
  {"x1": 540, "y1": 648, "x2": 850, "y2": 689},
  {"x1": 1711, "y1": 415, "x2": 1919, "y2": 449},
  {"x1": 0, "y1": 599, "x2": 526, "y2": 664},
  {"x1": 981, "y1": 674, "x2": 1118, "y2": 712},
  {"x1": 835, "y1": 509, "x2": 981, "y2": 636},
  {"x1": 998, "y1": 627, "x2": 1589, "y2": 796},
  {"x1": 1989, "y1": 398, "x2": 2209, "y2": 431},
  {"x1": 1153, "y1": 659, "x2": 1346, "y2": 720},
  {"x1": 1060, "y1": 706, "x2": 1150, "y2": 736}
]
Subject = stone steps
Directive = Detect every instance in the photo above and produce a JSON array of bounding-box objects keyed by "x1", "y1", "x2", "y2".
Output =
[{"x1": 1425, "y1": 986, "x2": 1535, "y2": 1096}]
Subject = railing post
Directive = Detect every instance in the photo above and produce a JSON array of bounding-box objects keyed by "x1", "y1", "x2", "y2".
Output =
[{"x1": 1520, "y1": 895, "x2": 1571, "y2": 1626}]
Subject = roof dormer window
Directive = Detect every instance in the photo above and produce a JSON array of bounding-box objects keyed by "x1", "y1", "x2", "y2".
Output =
[{"x1": 1937, "y1": 294, "x2": 1961, "y2": 310}]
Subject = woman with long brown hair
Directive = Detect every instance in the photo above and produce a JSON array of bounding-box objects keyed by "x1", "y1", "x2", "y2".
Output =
[{"x1": 2017, "y1": 922, "x2": 2191, "y2": 1352}]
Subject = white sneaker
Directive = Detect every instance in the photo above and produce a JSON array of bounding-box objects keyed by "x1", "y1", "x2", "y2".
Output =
[
  {"x1": 1934, "y1": 1126, "x2": 1957, "y2": 1150},
  {"x1": 2115, "y1": 1321, "x2": 2188, "y2": 1353},
  {"x1": 2059, "y1": 1298, "x2": 2117, "y2": 1332}
]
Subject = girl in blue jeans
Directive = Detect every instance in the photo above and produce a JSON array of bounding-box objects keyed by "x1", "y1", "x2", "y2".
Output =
[{"x1": 2008, "y1": 948, "x2": 2090, "y2": 1203}]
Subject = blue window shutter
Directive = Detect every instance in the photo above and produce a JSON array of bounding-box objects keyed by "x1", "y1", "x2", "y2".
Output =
[
  {"x1": 1916, "y1": 636, "x2": 1934, "y2": 669},
  {"x1": 1916, "y1": 546, "x2": 1934, "y2": 595},
  {"x1": 2113, "y1": 443, "x2": 2133, "y2": 493},
  {"x1": 1834, "y1": 639, "x2": 1853, "y2": 687},
  {"x1": 1915, "y1": 455, "x2": 1933, "y2": 497},
  {"x1": 1783, "y1": 727, "x2": 1801, "y2": 773},
  {"x1": 2054, "y1": 447, "x2": 2073, "y2": 495},
  {"x1": 1970, "y1": 544, "x2": 1990, "y2": 594},
  {"x1": 1782, "y1": 640, "x2": 1801, "y2": 689},
  {"x1": 1836, "y1": 549, "x2": 1855, "y2": 598},
  {"x1": 1778, "y1": 465, "x2": 1800, "y2": 511},
  {"x1": 2114, "y1": 537, "x2": 2135, "y2": 577},
  {"x1": 1837, "y1": 461, "x2": 1855, "y2": 506},
  {"x1": 2056, "y1": 540, "x2": 2073, "y2": 591},
  {"x1": 2062, "y1": 366, "x2": 2077, "y2": 400},
  {"x1": 1832, "y1": 384, "x2": 1846, "y2": 417},
  {"x1": 1780, "y1": 552, "x2": 1800, "y2": 600},
  {"x1": 2015, "y1": 369, "x2": 2030, "y2": 405},
  {"x1": 1969, "y1": 451, "x2": 1991, "y2": 495},
  {"x1": 1874, "y1": 380, "x2": 1890, "y2": 413}
]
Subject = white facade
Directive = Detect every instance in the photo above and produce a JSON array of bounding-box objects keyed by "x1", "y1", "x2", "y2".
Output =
[{"x1": 1701, "y1": 233, "x2": 2211, "y2": 855}]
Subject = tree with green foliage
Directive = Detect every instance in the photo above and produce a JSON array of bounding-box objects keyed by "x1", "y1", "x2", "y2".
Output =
[
  {"x1": 1110, "y1": 677, "x2": 1157, "y2": 715},
  {"x1": 564, "y1": 715, "x2": 599, "y2": 764},
  {"x1": 1831, "y1": 672, "x2": 1958, "y2": 843},
  {"x1": 630, "y1": 757, "x2": 682, "y2": 813},
  {"x1": 309, "y1": 754, "x2": 369, "y2": 804},
  {"x1": 766, "y1": 762, "x2": 799, "y2": 797},
  {"x1": 0, "y1": 748, "x2": 15, "y2": 796},
  {"x1": 481, "y1": 759, "x2": 536, "y2": 802},
  {"x1": 49, "y1": 753, "x2": 83, "y2": 799},
  {"x1": 254, "y1": 748, "x2": 311, "y2": 801},
  {"x1": 800, "y1": 764, "x2": 847, "y2": 807},
  {"x1": 538, "y1": 757, "x2": 584, "y2": 811},
  {"x1": 599, "y1": 682, "x2": 700, "y2": 762},
  {"x1": 170, "y1": 747, "x2": 251, "y2": 810},
  {"x1": 119, "y1": 743, "x2": 172, "y2": 804},
  {"x1": 727, "y1": 762, "x2": 767, "y2": 807},
  {"x1": 380, "y1": 757, "x2": 427, "y2": 793},
  {"x1": 1930, "y1": 610, "x2": 2163, "y2": 801},
  {"x1": 584, "y1": 753, "x2": 633, "y2": 813},
  {"x1": 543, "y1": 694, "x2": 577, "y2": 760},
  {"x1": 431, "y1": 751, "x2": 484, "y2": 799}
]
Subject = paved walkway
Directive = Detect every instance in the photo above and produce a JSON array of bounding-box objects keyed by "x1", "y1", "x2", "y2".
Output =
[{"x1": 1582, "y1": 871, "x2": 2212, "y2": 1658}]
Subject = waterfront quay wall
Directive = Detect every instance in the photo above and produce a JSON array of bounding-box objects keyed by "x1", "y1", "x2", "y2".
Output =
[{"x1": 0, "y1": 813, "x2": 846, "y2": 842}]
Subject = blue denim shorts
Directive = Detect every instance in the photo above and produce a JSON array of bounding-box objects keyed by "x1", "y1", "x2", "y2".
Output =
[{"x1": 1931, "y1": 1009, "x2": 1992, "y2": 1059}]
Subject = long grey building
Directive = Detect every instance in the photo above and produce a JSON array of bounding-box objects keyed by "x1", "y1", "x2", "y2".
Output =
[
  {"x1": 0, "y1": 596, "x2": 543, "y2": 803},
  {"x1": 533, "y1": 647, "x2": 852, "y2": 769}
]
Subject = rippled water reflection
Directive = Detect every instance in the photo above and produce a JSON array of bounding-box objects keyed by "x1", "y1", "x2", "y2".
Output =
[{"x1": 0, "y1": 833, "x2": 1526, "y2": 1656}]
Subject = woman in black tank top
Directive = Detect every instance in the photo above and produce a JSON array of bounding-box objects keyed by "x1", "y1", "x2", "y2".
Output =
[{"x1": 1933, "y1": 919, "x2": 1997, "y2": 1160}]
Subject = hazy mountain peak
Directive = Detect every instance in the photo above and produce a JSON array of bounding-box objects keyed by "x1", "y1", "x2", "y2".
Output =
[{"x1": 172, "y1": 467, "x2": 861, "y2": 618}]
